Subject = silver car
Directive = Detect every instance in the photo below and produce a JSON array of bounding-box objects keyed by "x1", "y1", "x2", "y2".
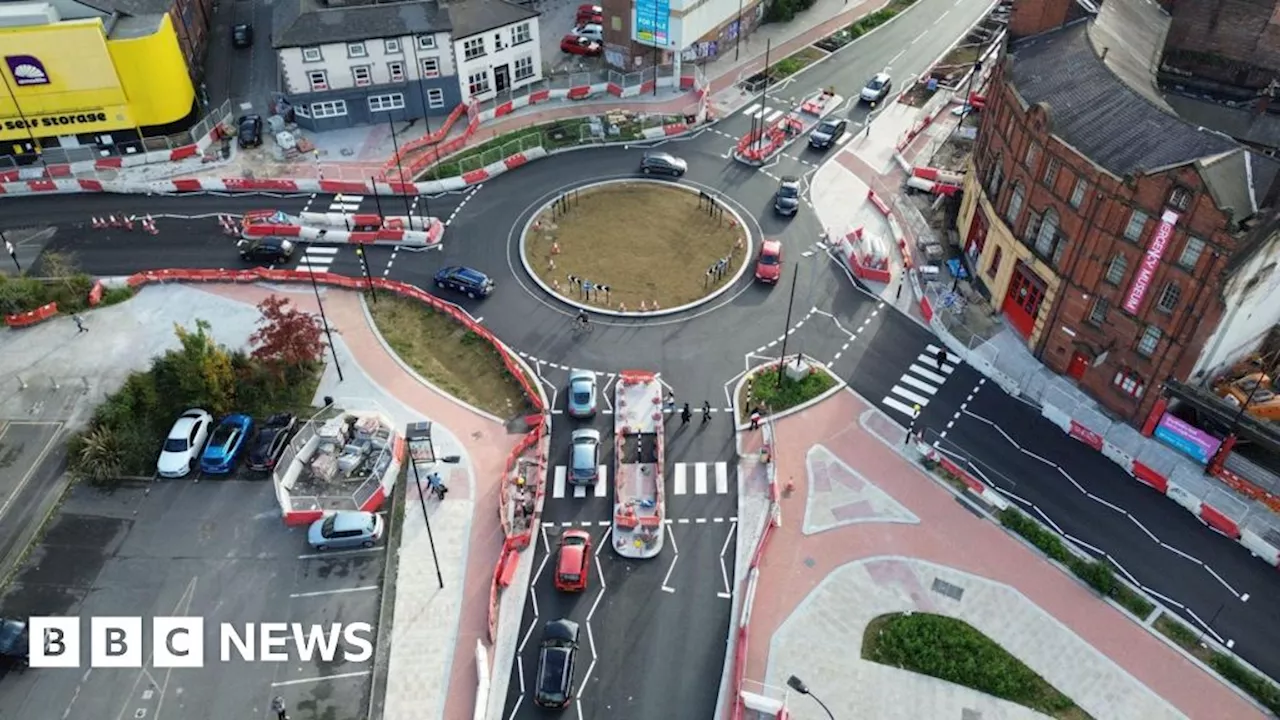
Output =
[
  {"x1": 567, "y1": 369, "x2": 598, "y2": 418},
  {"x1": 307, "y1": 511, "x2": 384, "y2": 551},
  {"x1": 860, "y1": 72, "x2": 892, "y2": 103},
  {"x1": 569, "y1": 429, "x2": 601, "y2": 486}
]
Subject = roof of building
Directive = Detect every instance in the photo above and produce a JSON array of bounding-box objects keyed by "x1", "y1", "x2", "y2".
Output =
[
  {"x1": 447, "y1": 0, "x2": 537, "y2": 40},
  {"x1": 272, "y1": 0, "x2": 536, "y2": 49},
  {"x1": 1196, "y1": 149, "x2": 1280, "y2": 225},
  {"x1": 1164, "y1": 94, "x2": 1280, "y2": 151}
]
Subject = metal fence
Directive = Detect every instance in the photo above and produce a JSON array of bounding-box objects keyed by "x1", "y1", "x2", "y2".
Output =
[
  {"x1": 273, "y1": 403, "x2": 395, "y2": 513},
  {"x1": 471, "y1": 63, "x2": 697, "y2": 120}
]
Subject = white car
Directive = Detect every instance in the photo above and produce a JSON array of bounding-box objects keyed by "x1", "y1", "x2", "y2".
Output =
[
  {"x1": 573, "y1": 23, "x2": 603, "y2": 42},
  {"x1": 156, "y1": 409, "x2": 213, "y2": 478}
]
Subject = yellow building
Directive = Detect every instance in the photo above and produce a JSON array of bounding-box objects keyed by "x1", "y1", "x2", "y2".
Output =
[{"x1": 0, "y1": 2, "x2": 196, "y2": 160}]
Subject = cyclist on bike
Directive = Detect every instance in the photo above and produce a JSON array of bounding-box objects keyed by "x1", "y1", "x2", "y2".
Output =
[{"x1": 575, "y1": 308, "x2": 590, "y2": 330}]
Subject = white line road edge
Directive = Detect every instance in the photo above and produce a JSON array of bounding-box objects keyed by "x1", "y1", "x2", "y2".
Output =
[
  {"x1": 576, "y1": 527, "x2": 612, "y2": 720},
  {"x1": 718, "y1": 520, "x2": 738, "y2": 599},
  {"x1": 660, "y1": 523, "x2": 680, "y2": 593}
]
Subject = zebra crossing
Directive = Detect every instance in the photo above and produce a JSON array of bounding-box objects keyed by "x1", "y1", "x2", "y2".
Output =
[
  {"x1": 882, "y1": 344, "x2": 961, "y2": 419},
  {"x1": 296, "y1": 245, "x2": 339, "y2": 273},
  {"x1": 549, "y1": 461, "x2": 731, "y2": 499},
  {"x1": 742, "y1": 102, "x2": 789, "y2": 124},
  {"x1": 329, "y1": 194, "x2": 364, "y2": 212}
]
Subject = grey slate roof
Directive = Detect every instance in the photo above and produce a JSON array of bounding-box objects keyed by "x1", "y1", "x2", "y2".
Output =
[
  {"x1": 1164, "y1": 94, "x2": 1280, "y2": 151},
  {"x1": 273, "y1": 0, "x2": 451, "y2": 49},
  {"x1": 1008, "y1": 23, "x2": 1238, "y2": 178},
  {"x1": 447, "y1": 0, "x2": 538, "y2": 40}
]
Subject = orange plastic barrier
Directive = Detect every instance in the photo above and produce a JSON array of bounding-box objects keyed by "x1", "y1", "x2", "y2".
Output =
[
  {"x1": 4, "y1": 301, "x2": 58, "y2": 328},
  {"x1": 88, "y1": 281, "x2": 104, "y2": 307}
]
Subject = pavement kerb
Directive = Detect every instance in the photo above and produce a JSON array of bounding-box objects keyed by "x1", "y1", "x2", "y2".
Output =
[
  {"x1": 730, "y1": 356, "x2": 846, "y2": 431},
  {"x1": 517, "y1": 177, "x2": 754, "y2": 318},
  {"x1": 367, "y1": 464, "x2": 410, "y2": 720},
  {"x1": 357, "y1": 293, "x2": 507, "y2": 425}
]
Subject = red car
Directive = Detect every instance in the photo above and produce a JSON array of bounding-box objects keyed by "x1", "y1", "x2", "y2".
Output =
[
  {"x1": 561, "y1": 34, "x2": 602, "y2": 56},
  {"x1": 755, "y1": 238, "x2": 783, "y2": 283},
  {"x1": 577, "y1": 3, "x2": 602, "y2": 15},
  {"x1": 554, "y1": 530, "x2": 592, "y2": 592},
  {"x1": 576, "y1": 9, "x2": 603, "y2": 25}
]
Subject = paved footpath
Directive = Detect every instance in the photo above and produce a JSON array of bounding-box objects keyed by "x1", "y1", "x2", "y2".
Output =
[
  {"x1": 736, "y1": 389, "x2": 1262, "y2": 719},
  {"x1": 201, "y1": 283, "x2": 518, "y2": 720}
]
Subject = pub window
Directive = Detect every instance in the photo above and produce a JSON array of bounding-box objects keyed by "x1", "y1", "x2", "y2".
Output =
[
  {"x1": 1043, "y1": 158, "x2": 1060, "y2": 189},
  {"x1": 987, "y1": 245, "x2": 1003, "y2": 279},
  {"x1": 1034, "y1": 208, "x2": 1059, "y2": 258},
  {"x1": 1070, "y1": 177, "x2": 1087, "y2": 208},
  {"x1": 1113, "y1": 369, "x2": 1145, "y2": 398},
  {"x1": 985, "y1": 155, "x2": 1003, "y2": 199},
  {"x1": 1006, "y1": 182, "x2": 1025, "y2": 228}
]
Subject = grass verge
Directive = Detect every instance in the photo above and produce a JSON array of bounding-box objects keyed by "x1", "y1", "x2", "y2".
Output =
[
  {"x1": 1155, "y1": 613, "x2": 1280, "y2": 713},
  {"x1": 737, "y1": 363, "x2": 837, "y2": 421},
  {"x1": 769, "y1": 46, "x2": 828, "y2": 80},
  {"x1": 863, "y1": 613, "x2": 1091, "y2": 719},
  {"x1": 366, "y1": 294, "x2": 533, "y2": 418}
]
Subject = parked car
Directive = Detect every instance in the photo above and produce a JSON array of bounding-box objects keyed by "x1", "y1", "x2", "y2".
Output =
[
  {"x1": 0, "y1": 618, "x2": 28, "y2": 668},
  {"x1": 199, "y1": 414, "x2": 254, "y2": 474},
  {"x1": 774, "y1": 175, "x2": 801, "y2": 216},
  {"x1": 237, "y1": 114, "x2": 263, "y2": 149},
  {"x1": 434, "y1": 266, "x2": 495, "y2": 298},
  {"x1": 860, "y1": 72, "x2": 892, "y2": 103},
  {"x1": 577, "y1": 3, "x2": 602, "y2": 15},
  {"x1": 569, "y1": 429, "x2": 600, "y2": 486},
  {"x1": 156, "y1": 409, "x2": 213, "y2": 478},
  {"x1": 572, "y1": 23, "x2": 603, "y2": 42},
  {"x1": 232, "y1": 22, "x2": 254, "y2": 48},
  {"x1": 561, "y1": 34, "x2": 602, "y2": 56},
  {"x1": 567, "y1": 369, "x2": 597, "y2": 418},
  {"x1": 809, "y1": 118, "x2": 847, "y2": 149},
  {"x1": 246, "y1": 413, "x2": 297, "y2": 472},
  {"x1": 755, "y1": 238, "x2": 783, "y2": 284},
  {"x1": 554, "y1": 530, "x2": 593, "y2": 592},
  {"x1": 307, "y1": 510, "x2": 384, "y2": 551},
  {"x1": 575, "y1": 9, "x2": 603, "y2": 25},
  {"x1": 534, "y1": 619, "x2": 580, "y2": 708},
  {"x1": 238, "y1": 237, "x2": 295, "y2": 264},
  {"x1": 639, "y1": 151, "x2": 686, "y2": 177}
]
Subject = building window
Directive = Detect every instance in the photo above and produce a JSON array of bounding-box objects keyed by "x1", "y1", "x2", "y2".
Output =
[
  {"x1": 1025, "y1": 142, "x2": 1040, "y2": 171},
  {"x1": 347, "y1": 42, "x2": 368, "y2": 58},
  {"x1": 1124, "y1": 209, "x2": 1148, "y2": 242},
  {"x1": 513, "y1": 22, "x2": 532, "y2": 45},
  {"x1": 310, "y1": 100, "x2": 348, "y2": 119},
  {"x1": 352, "y1": 65, "x2": 372, "y2": 87},
  {"x1": 384, "y1": 39, "x2": 401, "y2": 54},
  {"x1": 302, "y1": 47, "x2": 323, "y2": 63},
  {"x1": 388, "y1": 62, "x2": 405, "y2": 82},
  {"x1": 1105, "y1": 254, "x2": 1127, "y2": 285},
  {"x1": 464, "y1": 37, "x2": 486, "y2": 61},
  {"x1": 417, "y1": 34, "x2": 436, "y2": 50},
  {"x1": 1169, "y1": 187, "x2": 1192, "y2": 212},
  {"x1": 987, "y1": 245, "x2": 1003, "y2": 279},
  {"x1": 985, "y1": 156, "x2": 1003, "y2": 199},
  {"x1": 294, "y1": 104, "x2": 310, "y2": 118},
  {"x1": 1114, "y1": 369, "x2": 1145, "y2": 398},
  {"x1": 1156, "y1": 282, "x2": 1181, "y2": 313},
  {"x1": 1137, "y1": 325, "x2": 1162, "y2": 357},
  {"x1": 307, "y1": 70, "x2": 328, "y2": 91},
  {"x1": 427, "y1": 88, "x2": 445, "y2": 108},
  {"x1": 1088, "y1": 297, "x2": 1109, "y2": 326},
  {"x1": 1178, "y1": 237, "x2": 1205, "y2": 269},
  {"x1": 493, "y1": 32, "x2": 506, "y2": 51},
  {"x1": 368, "y1": 93, "x2": 406, "y2": 112},
  {"x1": 1070, "y1": 178, "x2": 1087, "y2": 208},
  {"x1": 514, "y1": 56, "x2": 534, "y2": 81},
  {"x1": 1005, "y1": 183, "x2": 1025, "y2": 227},
  {"x1": 468, "y1": 70, "x2": 491, "y2": 96},
  {"x1": 1034, "y1": 208, "x2": 1058, "y2": 258},
  {"x1": 420, "y1": 57, "x2": 440, "y2": 78},
  {"x1": 1043, "y1": 158, "x2": 1060, "y2": 188}
]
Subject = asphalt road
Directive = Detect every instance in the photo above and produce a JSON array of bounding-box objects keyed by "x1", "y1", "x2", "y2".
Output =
[{"x1": 203, "y1": 0, "x2": 280, "y2": 115}]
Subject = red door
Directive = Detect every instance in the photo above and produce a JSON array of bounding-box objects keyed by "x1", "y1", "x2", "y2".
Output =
[
  {"x1": 1002, "y1": 265, "x2": 1045, "y2": 338},
  {"x1": 965, "y1": 210, "x2": 989, "y2": 262},
  {"x1": 1066, "y1": 351, "x2": 1089, "y2": 380}
]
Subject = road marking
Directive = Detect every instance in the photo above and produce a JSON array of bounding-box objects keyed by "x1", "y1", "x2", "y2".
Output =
[
  {"x1": 694, "y1": 462, "x2": 708, "y2": 495},
  {"x1": 674, "y1": 463, "x2": 687, "y2": 495},
  {"x1": 909, "y1": 363, "x2": 948, "y2": 384},
  {"x1": 891, "y1": 385, "x2": 931, "y2": 406},
  {"x1": 553, "y1": 465, "x2": 566, "y2": 498},
  {"x1": 714, "y1": 461, "x2": 729, "y2": 494},
  {"x1": 289, "y1": 586, "x2": 379, "y2": 598},
  {"x1": 595, "y1": 468, "x2": 608, "y2": 497},
  {"x1": 883, "y1": 396, "x2": 918, "y2": 417},
  {"x1": 899, "y1": 374, "x2": 939, "y2": 395},
  {"x1": 296, "y1": 547, "x2": 382, "y2": 559},
  {"x1": 271, "y1": 670, "x2": 372, "y2": 687},
  {"x1": 660, "y1": 523, "x2": 679, "y2": 592}
]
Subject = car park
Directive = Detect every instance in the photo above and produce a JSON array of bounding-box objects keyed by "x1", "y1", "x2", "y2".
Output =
[
  {"x1": 199, "y1": 414, "x2": 254, "y2": 474},
  {"x1": 534, "y1": 619, "x2": 580, "y2": 708},
  {"x1": 567, "y1": 369, "x2": 597, "y2": 418},
  {"x1": 237, "y1": 114, "x2": 263, "y2": 148},
  {"x1": 572, "y1": 23, "x2": 603, "y2": 41},
  {"x1": 307, "y1": 510, "x2": 384, "y2": 551},
  {"x1": 561, "y1": 34, "x2": 601, "y2": 56},
  {"x1": 434, "y1": 266, "x2": 495, "y2": 298},
  {"x1": 774, "y1": 175, "x2": 801, "y2": 216},
  {"x1": 554, "y1": 530, "x2": 592, "y2": 592},
  {"x1": 809, "y1": 118, "x2": 847, "y2": 149},
  {"x1": 755, "y1": 239, "x2": 783, "y2": 284},
  {"x1": 246, "y1": 413, "x2": 297, "y2": 472},
  {"x1": 156, "y1": 408, "x2": 212, "y2": 478},
  {"x1": 0, "y1": 618, "x2": 29, "y2": 668},
  {"x1": 569, "y1": 429, "x2": 600, "y2": 486},
  {"x1": 639, "y1": 151, "x2": 687, "y2": 177},
  {"x1": 860, "y1": 72, "x2": 892, "y2": 103},
  {"x1": 232, "y1": 22, "x2": 253, "y2": 48},
  {"x1": 238, "y1": 237, "x2": 295, "y2": 264}
]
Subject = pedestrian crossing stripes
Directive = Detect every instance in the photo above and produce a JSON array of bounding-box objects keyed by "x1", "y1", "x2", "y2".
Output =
[
  {"x1": 833, "y1": 133, "x2": 854, "y2": 147},
  {"x1": 742, "y1": 103, "x2": 786, "y2": 124},
  {"x1": 329, "y1": 194, "x2": 363, "y2": 212},
  {"x1": 549, "y1": 462, "x2": 731, "y2": 498},
  {"x1": 296, "y1": 246, "x2": 338, "y2": 273},
  {"x1": 882, "y1": 344, "x2": 961, "y2": 419}
]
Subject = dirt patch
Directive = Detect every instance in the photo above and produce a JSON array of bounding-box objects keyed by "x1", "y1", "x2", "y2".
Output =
[
  {"x1": 898, "y1": 81, "x2": 939, "y2": 108},
  {"x1": 525, "y1": 182, "x2": 748, "y2": 310},
  {"x1": 366, "y1": 294, "x2": 533, "y2": 418}
]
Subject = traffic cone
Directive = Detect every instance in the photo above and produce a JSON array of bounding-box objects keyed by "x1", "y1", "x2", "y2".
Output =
[{"x1": 91, "y1": 217, "x2": 102, "y2": 229}]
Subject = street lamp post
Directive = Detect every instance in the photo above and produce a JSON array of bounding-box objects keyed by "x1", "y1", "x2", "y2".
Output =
[
  {"x1": 407, "y1": 454, "x2": 449, "y2": 589},
  {"x1": 951, "y1": 59, "x2": 982, "y2": 140},
  {"x1": 408, "y1": 37, "x2": 434, "y2": 224},
  {"x1": 734, "y1": 0, "x2": 745, "y2": 62},
  {"x1": 775, "y1": 263, "x2": 799, "y2": 390},
  {"x1": 787, "y1": 675, "x2": 835, "y2": 720},
  {"x1": 355, "y1": 245, "x2": 377, "y2": 303},
  {"x1": 651, "y1": 0, "x2": 662, "y2": 97},
  {"x1": 1, "y1": 231, "x2": 19, "y2": 273},
  {"x1": 385, "y1": 113, "x2": 415, "y2": 219},
  {"x1": 306, "y1": 264, "x2": 344, "y2": 382},
  {"x1": 754, "y1": 39, "x2": 773, "y2": 155}
]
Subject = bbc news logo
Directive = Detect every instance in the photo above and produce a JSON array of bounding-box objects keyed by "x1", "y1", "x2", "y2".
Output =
[{"x1": 29, "y1": 618, "x2": 374, "y2": 668}]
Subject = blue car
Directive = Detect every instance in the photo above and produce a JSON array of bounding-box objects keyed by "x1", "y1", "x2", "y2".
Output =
[
  {"x1": 199, "y1": 414, "x2": 254, "y2": 474},
  {"x1": 567, "y1": 369, "x2": 597, "y2": 418},
  {"x1": 434, "y1": 266, "x2": 494, "y2": 299}
]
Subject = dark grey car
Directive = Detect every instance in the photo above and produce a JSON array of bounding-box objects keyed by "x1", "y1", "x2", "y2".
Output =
[
  {"x1": 809, "y1": 118, "x2": 847, "y2": 149},
  {"x1": 639, "y1": 151, "x2": 687, "y2": 177},
  {"x1": 774, "y1": 176, "x2": 801, "y2": 216},
  {"x1": 534, "y1": 619, "x2": 580, "y2": 708}
]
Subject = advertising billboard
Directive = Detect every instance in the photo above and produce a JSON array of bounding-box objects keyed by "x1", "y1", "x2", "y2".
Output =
[
  {"x1": 1123, "y1": 209, "x2": 1180, "y2": 315},
  {"x1": 1153, "y1": 413, "x2": 1222, "y2": 465},
  {"x1": 634, "y1": 0, "x2": 671, "y2": 48}
]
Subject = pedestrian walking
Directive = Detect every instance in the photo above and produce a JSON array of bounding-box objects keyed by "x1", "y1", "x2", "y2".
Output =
[
  {"x1": 73, "y1": 314, "x2": 87, "y2": 333},
  {"x1": 271, "y1": 696, "x2": 289, "y2": 720},
  {"x1": 664, "y1": 391, "x2": 676, "y2": 412},
  {"x1": 680, "y1": 403, "x2": 692, "y2": 425},
  {"x1": 936, "y1": 349, "x2": 947, "y2": 371},
  {"x1": 701, "y1": 400, "x2": 712, "y2": 424},
  {"x1": 749, "y1": 407, "x2": 762, "y2": 431}
]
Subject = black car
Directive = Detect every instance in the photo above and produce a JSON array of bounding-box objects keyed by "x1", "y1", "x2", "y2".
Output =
[
  {"x1": 238, "y1": 237, "x2": 295, "y2": 263},
  {"x1": 534, "y1": 619, "x2": 579, "y2": 708},
  {"x1": 232, "y1": 23, "x2": 254, "y2": 48},
  {"x1": 774, "y1": 175, "x2": 801, "y2": 216},
  {"x1": 237, "y1": 114, "x2": 263, "y2": 149},
  {"x1": 809, "y1": 118, "x2": 847, "y2": 149},
  {"x1": 246, "y1": 413, "x2": 297, "y2": 472},
  {"x1": 0, "y1": 618, "x2": 28, "y2": 668},
  {"x1": 639, "y1": 151, "x2": 687, "y2": 177},
  {"x1": 434, "y1": 266, "x2": 494, "y2": 299}
]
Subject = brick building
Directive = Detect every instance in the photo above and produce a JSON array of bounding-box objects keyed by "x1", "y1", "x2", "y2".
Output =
[
  {"x1": 959, "y1": 0, "x2": 1280, "y2": 424},
  {"x1": 1161, "y1": 0, "x2": 1280, "y2": 94}
]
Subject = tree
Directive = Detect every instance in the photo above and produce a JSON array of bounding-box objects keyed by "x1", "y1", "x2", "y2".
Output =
[
  {"x1": 154, "y1": 319, "x2": 238, "y2": 415},
  {"x1": 250, "y1": 295, "x2": 324, "y2": 369}
]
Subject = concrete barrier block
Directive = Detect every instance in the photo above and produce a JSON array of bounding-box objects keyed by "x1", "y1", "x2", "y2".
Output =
[{"x1": 1240, "y1": 529, "x2": 1280, "y2": 566}]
